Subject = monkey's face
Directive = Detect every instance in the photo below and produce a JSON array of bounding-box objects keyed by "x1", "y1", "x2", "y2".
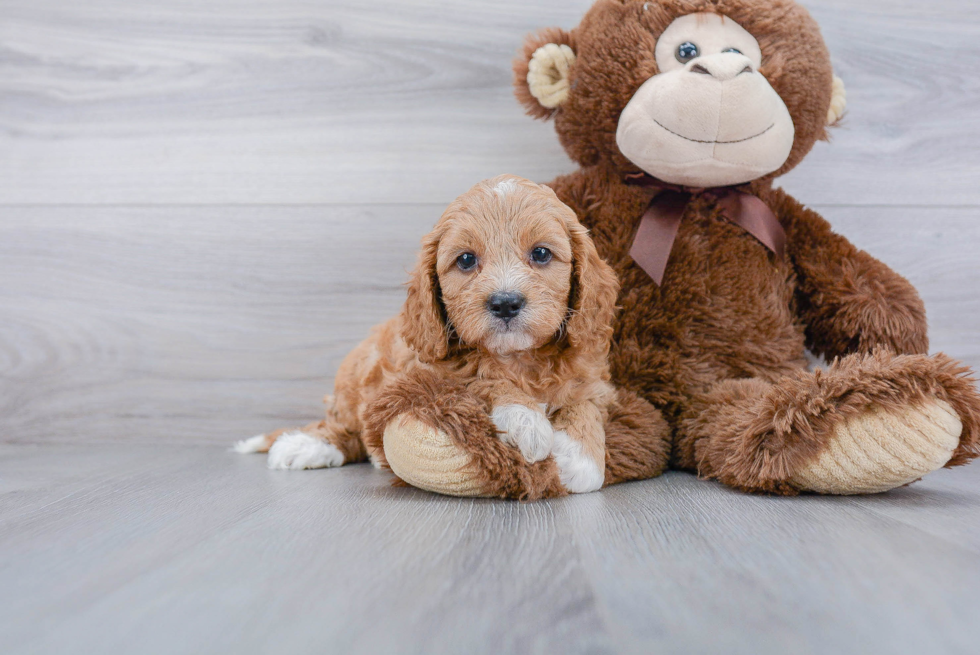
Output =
[
  {"x1": 514, "y1": 0, "x2": 844, "y2": 187},
  {"x1": 615, "y1": 13, "x2": 795, "y2": 188}
]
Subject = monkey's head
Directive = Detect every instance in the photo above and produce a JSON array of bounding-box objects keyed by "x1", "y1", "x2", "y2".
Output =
[{"x1": 514, "y1": 0, "x2": 846, "y2": 188}]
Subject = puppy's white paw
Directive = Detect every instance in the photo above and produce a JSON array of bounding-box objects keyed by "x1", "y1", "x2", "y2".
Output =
[
  {"x1": 233, "y1": 434, "x2": 270, "y2": 454},
  {"x1": 491, "y1": 404, "x2": 554, "y2": 463},
  {"x1": 267, "y1": 432, "x2": 345, "y2": 470},
  {"x1": 552, "y1": 430, "x2": 604, "y2": 493}
]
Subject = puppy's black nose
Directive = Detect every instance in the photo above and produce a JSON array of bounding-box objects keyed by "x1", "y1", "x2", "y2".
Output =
[{"x1": 487, "y1": 291, "x2": 526, "y2": 320}]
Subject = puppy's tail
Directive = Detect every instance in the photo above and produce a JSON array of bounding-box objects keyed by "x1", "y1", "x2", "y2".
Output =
[{"x1": 233, "y1": 432, "x2": 276, "y2": 454}]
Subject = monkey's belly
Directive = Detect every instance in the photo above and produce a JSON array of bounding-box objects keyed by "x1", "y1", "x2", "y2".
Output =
[{"x1": 611, "y1": 219, "x2": 807, "y2": 392}]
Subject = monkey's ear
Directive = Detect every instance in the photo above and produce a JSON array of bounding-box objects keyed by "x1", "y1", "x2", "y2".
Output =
[
  {"x1": 826, "y1": 74, "x2": 847, "y2": 127},
  {"x1": 513, "y1": 28, "x2": 576, "y2": 120}
]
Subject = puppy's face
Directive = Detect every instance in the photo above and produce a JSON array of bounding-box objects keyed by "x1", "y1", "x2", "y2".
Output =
[
  {"x1": 436, "y1": 178, "x2": 574, "y2": 355},
  {"x1": 403, "y1": 175, "x2": 618, "y2": 364}
]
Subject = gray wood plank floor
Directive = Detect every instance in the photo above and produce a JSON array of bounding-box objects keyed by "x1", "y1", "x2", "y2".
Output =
[
  {"x1": 2, "y1": 0, "x2": 980, "y2": 653},
  {"x1": 4, "y1": 445, "x2": 980, "y2": 655}
]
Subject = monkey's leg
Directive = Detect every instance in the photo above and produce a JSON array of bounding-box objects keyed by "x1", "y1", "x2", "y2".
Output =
[
  {"x1": 602, "y1": 389, "x2": 672, "y2": 487},
  {"x1": 676, "y1": 351, "x2": 980, "y2": 495}
]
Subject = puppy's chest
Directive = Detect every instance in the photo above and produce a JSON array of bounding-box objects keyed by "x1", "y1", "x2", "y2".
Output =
[
  {"x1": 477, "y1": 358, "x2": 603, "y2": 407},
  {"x1": 521, "y1": 376, "x2": 590, "y2": 407}
]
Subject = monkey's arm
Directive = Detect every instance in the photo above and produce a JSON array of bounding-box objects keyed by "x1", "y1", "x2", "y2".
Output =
[{"x1": 770, "y1": 187, "x2": 928, "y2": 359}]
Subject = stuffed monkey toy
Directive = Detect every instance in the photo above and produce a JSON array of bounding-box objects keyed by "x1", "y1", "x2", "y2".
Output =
[{"x1": 375, "y1": 0, "x2": 980, "y2": 498}]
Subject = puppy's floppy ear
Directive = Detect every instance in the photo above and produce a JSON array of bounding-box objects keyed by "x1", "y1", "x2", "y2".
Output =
[
  {"x1": 401, "y1": 227, "x2": 450, "y2": 363},
  {"x1": 565, "y1": 218, "x2": 619, "y2": 357},
  {"x1": 514, "y1": 28, "x2": 576, "y2": 120}
]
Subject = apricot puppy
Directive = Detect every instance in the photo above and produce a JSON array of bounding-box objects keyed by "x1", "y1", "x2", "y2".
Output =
[{"x1": 236, "y1": 175, "x2": 620, "y2": 494}]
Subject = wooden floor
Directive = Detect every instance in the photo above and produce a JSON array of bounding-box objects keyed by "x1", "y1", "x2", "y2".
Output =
[{"x1": 2, "y1": 0, "x2": 980, "y2": 653}]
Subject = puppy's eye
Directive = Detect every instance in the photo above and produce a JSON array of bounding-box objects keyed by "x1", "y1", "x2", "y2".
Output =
[
  {"x1": 530, "y1": 247, "x2": 553, "y2": 265},
  {"x1": 676, "y1": 42, "x2": 700, "y2": 63},
  {"x1": 723, "y1": 47, "x2": 743, "y2": 55},
  {"x1": 456, "y1": 252, "x2": 478, "y2": 271}
]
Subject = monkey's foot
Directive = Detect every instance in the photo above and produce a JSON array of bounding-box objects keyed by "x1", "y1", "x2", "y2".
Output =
[
  {"x1": 790, "y1": 399, "x2": 962, "y2": 494},
  {"x1": 383, "y1": 414, "x2": 490, "y2": 497}
]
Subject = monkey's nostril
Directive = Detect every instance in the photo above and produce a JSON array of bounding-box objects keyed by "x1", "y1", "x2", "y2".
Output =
[
  {"x1": 487, "y1": 291, "x2": 526, "y2": 321},
  {"x1": 691, "y1": 63, "x2": 711, "y2": 75}
]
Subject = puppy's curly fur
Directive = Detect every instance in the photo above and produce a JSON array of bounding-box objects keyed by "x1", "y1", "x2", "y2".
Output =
[{"x1": 237, "y1": 176, "x2": 622, "y2": 491}]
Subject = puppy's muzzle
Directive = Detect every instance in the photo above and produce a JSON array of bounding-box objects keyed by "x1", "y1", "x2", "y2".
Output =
[{"x1": 486, "y1": 291, "x2": 526, "y2": 323}]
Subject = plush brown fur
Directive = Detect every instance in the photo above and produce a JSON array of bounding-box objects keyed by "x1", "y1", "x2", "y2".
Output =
[
  {"x1": 603, "y1": 389, "x2": 674, "y2": 485},
  {"x1": 507, "y1": 0, "x2": 980, "y2": 493},
  {"x1": 681, "y1": 351, "x2": 980, "y2": 494}
]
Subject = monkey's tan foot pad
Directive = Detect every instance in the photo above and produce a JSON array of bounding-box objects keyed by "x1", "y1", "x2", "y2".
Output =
[
  {"x1": 383, "y1": 414, "x2": 491, "y2": 497},
  {"x1": 790, "y1": 399, "x2": 962, "y2": 495}
]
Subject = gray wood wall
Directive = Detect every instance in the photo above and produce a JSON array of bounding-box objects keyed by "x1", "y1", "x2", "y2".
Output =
[{"x1": 2, "y1": 0, "x2": 979, "y2": 445}]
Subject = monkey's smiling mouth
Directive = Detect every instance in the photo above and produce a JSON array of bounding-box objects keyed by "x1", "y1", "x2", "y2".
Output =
[{"x1": 654, "y1": 119, "x2": 776, "y2": 145}]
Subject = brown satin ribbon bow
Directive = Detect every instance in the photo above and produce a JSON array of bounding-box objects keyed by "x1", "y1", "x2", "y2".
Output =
[{"x1": 624, "y1": 172, "x2": 787, "y2": 286}]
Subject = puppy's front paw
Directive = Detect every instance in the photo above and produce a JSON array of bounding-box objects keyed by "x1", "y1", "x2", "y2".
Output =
[
  {"x1": 491, "y1": 404, "x2": 554, "y2": 463},
  {"x1": 267, "y1": 432, "x2": 345, "y2": 470},
  {"x1": 552, "y1": 430, "x2": 604, "y2": 493}
]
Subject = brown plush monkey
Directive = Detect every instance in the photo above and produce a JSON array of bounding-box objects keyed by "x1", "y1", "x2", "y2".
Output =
[{"x1": 376, "y1": 0, "x2": 980, "y2": 498}]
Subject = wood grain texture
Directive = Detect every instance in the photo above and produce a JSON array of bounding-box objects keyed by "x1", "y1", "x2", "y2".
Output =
[
  {"x1": 2, "y1": 204, "x2": 978, "y2": 446},
  {"x1": 0, "y1": 204, "x2": 429, "y2": 444},
  {"x1": 1, "y1": 0, "x2": 979, "y2": 205},
  {"x1": 2, "y1": 443, "x2": 980, "y2": 655},
  {"x1": 3, "y1": 1, "x2": 980, "y2": 653}
]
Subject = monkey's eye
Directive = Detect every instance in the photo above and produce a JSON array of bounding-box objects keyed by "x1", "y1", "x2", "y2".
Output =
[
  {"x1": 530, "y1": 247, "x2": 553, "y2": 265},
  {"x1": 456, "y1": 252, "x2": 478, "y2": 271},
  {"x1": 676, "y1": 42, "x2": 700, "y2": 63},
  {"x1": 723, "y1": 47, "x2": 743, "y2": 55}
]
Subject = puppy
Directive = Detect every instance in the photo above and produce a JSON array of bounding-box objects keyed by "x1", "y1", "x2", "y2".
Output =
[{"x1": 235, "y1": 175, "x2": 620, "y2": 493}]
